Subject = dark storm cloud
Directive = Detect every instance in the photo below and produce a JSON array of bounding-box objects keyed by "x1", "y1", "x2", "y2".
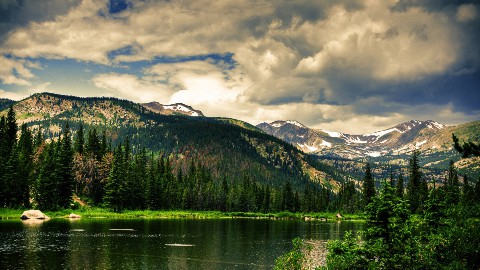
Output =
[
  {"x1": 391, "y1": 0, "x2": 474, "y2": 13},
  {"x1": 0, "y1": 0, "x2": 81, "y2": 41}
]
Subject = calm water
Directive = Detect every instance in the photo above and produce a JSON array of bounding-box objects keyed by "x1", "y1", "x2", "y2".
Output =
[{"x1": 0, "y1": 218, "x2": 364, "y2": 269}]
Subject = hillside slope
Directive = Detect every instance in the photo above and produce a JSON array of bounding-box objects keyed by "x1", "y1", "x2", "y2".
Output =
[{"x1": 1, "y1": 93, "x2": 346, "y2": 191}]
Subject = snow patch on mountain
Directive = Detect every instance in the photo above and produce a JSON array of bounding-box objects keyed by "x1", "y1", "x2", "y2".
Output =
[
  {"x1": 269, "y1": 120, "x2": 306, "y2": 128},
  {"x1": 320, "y1": 140, "x2": 332, "y2": 147},
  {"x1": 346, "y1": 137, "x2": 368, "y2": 144},
  {"x1": 321, "y1": 129, "x2": 343, "y2": 138},
  {"x1": 416, "y1": 140, "x2": 428, "y2": 147},
  {"x1": 366, "y1": 151, "x2": 382, "y2": 157},
  {"x1": 164, "y1": 104, "x2": 196, "y2": 115},
  {"x1": 297, "y1": 143, "x2": 318, "y2": 152},
  {"x1": 365, "y1": 128, "x2": 399, "y2": 137}
]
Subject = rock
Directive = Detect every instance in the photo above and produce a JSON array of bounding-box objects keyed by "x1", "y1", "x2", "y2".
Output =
[
  {"x1": 69, "y1": 213, "x2": 81, "y2": 219},
  {"x1": 336, "y1": 213, "x2": 343, "y2": 219},
  {"x1": 20, "y1": 210, "x2": 49, "y2": 220}
]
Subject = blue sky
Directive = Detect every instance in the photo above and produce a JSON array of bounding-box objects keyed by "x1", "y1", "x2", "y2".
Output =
[{"x1": 0, "y1": 0, "x2": 479, "y2": 133}]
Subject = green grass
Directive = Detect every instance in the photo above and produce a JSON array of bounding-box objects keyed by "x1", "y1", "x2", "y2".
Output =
[{"x1": 0, "y1": 207, "x2": 366, "y2": 221}]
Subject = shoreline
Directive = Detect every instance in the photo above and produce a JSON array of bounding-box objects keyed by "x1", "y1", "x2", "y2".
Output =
[{"x1": 0, "y1": 208, "x2": 365, "y2": 221}]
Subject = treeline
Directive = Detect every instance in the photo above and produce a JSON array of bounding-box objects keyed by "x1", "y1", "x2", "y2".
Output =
[
  {"x1": 332, "y1": 150, "x2": 480, "y2": 214},
  {"x1": 2, "y1": 106, "x2": 480, "y2": 216}
]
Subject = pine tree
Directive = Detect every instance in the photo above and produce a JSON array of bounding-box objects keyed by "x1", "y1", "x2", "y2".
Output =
[
  {"x1": 17, "y1": 124, "x2": 34, "y2": 207},
  {"x1": 461, "y1": 174, "x2": 474, "y2": 206},
  {"x1": 0, "y1": 116, "x2": 6, "y2": 207},
  {"x1": 57, "y1": 122, "x2": 74, "y2": 208},
  {"x1": 407, "y1": 150, "x2": 425, "y2": 213},
  {"x1": 396, "y1": 174, "x2": 404, "y2": 199},
  {"x1": 74, "y1": 123, "x2": 84, "y2": 154},
  {"x1": 362, "y1": 163, "x2": 376, "y2": 208},
  {"x1": 104, "y1": 143, "x2": 125, "y2": 211},
  {"x1": 282, "y1": 181, "x2": 294, "y2": 212},
  {"x1": 86, "y1": 128, "x2": 101, "y2": 159},
  {"x1": 5, "y1": 106, "x2": 17, "y2": 155},
  {"x1": 474, "y1": 177, "x2": 480, "y2": 204},
  {"x1": 36, "y1": 143, "x2": 60, "y2": 210},
  {"x1": 34, "y1": 127, "x2": 43, "y2": 149},
  {"x1": 445, "y1": 160, "x2": 460, "y2": 205}
]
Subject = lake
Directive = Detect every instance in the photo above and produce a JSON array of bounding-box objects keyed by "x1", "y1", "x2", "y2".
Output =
[{"x1": 0, "y1": 218, "x2": 364, "y2": 269}]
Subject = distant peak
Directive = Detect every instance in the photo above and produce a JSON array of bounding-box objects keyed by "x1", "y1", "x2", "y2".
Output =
[
  {"x1": 142, "y1": 102, "x2": 204, "y2": 117},
  {"x1": 394, "y1": 119, "x2": 445, "y2": 132},
  {"x1": 269, "y1": 120, "x2": 306, "y2": 128}
]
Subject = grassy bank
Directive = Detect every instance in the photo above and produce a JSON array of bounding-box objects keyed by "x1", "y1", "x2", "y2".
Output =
[{"x1": 0, "y1": 207, "x2": 365, "y2": 221}]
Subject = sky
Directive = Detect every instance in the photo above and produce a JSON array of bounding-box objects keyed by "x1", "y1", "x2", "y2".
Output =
[{"x1": 0, "y1": 0, "x2": 479, "y2": 134}]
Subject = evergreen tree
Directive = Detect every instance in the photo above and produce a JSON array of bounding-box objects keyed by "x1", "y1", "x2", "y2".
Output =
[
  {"x1": 407, "y1": 150, "x2": 424, "y2": 213},
  {"x1": 364, "y1": 181, "x2": 414, "y2": 269},
  {"x1": 395, "y1": 174, "x2": 404, "y2": 199},
  {"x1": 34, "y1": 127, "x2": 44, "y2": 149},
  {"x1": 35, "y1": 143, "x2": 60, "y2": 210},
  {"x1": 453, "y1": 133, "x2": 480, "y2": 158},
  {"x1": 362, "y1": 163, "x2": 375, "y2": 207},
  {"x1": 219, "y1": 176, "x2": 228, "y2": 211},
  {"x1": 445, "y1": 160, "x2": 460, "y2": 205},
  {"x1": 462, "y1": 174, "x2": 474, "y2": 205},
  {"x1": 4, "y1": 147, "x2": 20, "y2": 207},
  {"x1": 282, "y1": 181, "x2": 294, "y2": 212},
  {"x1": 85, "y1": 128, "x2": 101, "y2": 159},
  {"x1": 104, "y1": 143, "x2": 125, "y2": 211},
  {"x1": 74, "y1": 123, "x2": 85, "y2": 154},
  {"x1": 0, "y1": 116, "x2": 7, "y2": 207},
  {"x1": 57, "y1": 122, "x2": 74, "y2": 208},
  {"x1": 475, "y1": 177, "x2": 480, "y2": 204},
  {"x1": 5, "y1": 106, "x2": 17, "y2": 155},
  {"x1": 17, "y1": 124, "x2": 34, "y2": 207}
]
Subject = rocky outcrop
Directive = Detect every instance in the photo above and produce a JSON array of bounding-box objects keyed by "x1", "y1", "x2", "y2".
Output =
[
  {"x1": 69, "y1": 213, "x2": 81, "y2": 219},
  {"x1": 20, "y1": 210, "x2": 50, "y2": 220}
]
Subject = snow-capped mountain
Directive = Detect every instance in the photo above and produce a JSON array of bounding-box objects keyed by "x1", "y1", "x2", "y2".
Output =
[
  {"x1": 142, "y1": 102, "x2": 204, "y2": 117},
  {"x1": 257, "y1": 119, "x2": 453, "y2": 158}
]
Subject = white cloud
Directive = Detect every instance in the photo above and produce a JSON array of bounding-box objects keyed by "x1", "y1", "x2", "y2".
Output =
[
  {"x1": 92, "y1": 73, "x2": 173, "y2": 103},
  {"x1": 456, "y1": 4, "x2": 477, "y2": 23},
  {"x1": 0, "y1": 55, "x2": 35, "y2": 85},
  {"x1": 0, "y1": 89, "x2": 25, "y2": 100}
]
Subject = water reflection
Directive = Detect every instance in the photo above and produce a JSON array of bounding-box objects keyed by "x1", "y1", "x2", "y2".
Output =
[{"x1": 0, "y1": 219, "x2": 365, "y2": 269}]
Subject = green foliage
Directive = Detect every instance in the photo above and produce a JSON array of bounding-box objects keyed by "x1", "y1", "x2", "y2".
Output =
[
  {"x1": 321, "y1": 162, "x2": 480, "y2": 270},
  {"x1": 453, "y1": 133, "x2": 480, "y2": 158},
  {"x1": 362, "y1": 163, "x2": 375, "y2": 208},
  {"x1": 325, "y1": 232, "x2": 368, "y2": 269},
  {"x1": 407, "y1": 150, "x2": 427, "y2": 213},
  {"x1": 274, "y1": 238, "x2": 307, "y2": 270}
]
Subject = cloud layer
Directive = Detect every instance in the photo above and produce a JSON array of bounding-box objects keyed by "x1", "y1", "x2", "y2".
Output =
[{"x1": 0, "y1": 0, "x2": 479, "y2": 133}]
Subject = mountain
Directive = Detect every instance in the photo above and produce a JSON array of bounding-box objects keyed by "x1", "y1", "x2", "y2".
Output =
[
  {"x1": 0, "y1": 92, "x2": 347, "y2": 191},
  {"x1": 142, "y1": 102, "x2": 204, "y2": 117},
  {"x1": 0, "y1": 98, "x2": 15, "y2": 111},
  {"x1": 258, "y1": 119, "x2": 480, "y2": 178},
  {"x1": 258, "y1": 119, "x2": 462, "y2": 157}
]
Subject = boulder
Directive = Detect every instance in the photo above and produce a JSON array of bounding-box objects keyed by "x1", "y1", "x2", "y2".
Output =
[
  {"x1": 20, "y1": 210, "x2": 49, "y2": 220},
  {"x1": 336, "y1": 213, "x2": 343, "y2": 219},
  {"x1": 69, "y1": 213, "x2": 81, "y2": 219}
]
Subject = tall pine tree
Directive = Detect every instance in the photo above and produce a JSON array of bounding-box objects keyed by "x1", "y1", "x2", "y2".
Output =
[
  {"x1": 362, "y1": 163, "x2": 376, "y2": 208},
  {"x1": 57, "y1": 122, "x2": 74, "y2": 208}
]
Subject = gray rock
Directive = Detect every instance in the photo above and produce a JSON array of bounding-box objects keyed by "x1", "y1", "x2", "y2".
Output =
[{"x1": 20, "y1": 210, "x2": 49, "y2": 220}]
